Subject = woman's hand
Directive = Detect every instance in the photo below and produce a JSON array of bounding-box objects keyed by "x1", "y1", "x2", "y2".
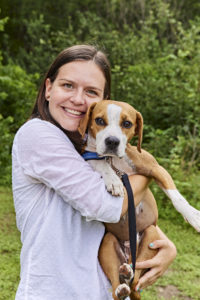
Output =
[{"x1": 135, "y1": 227, "x2": 177, "y2": 291}]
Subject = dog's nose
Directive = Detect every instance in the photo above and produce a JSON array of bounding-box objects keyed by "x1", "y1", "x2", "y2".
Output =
[{"x1": 105, "y1": 136, "x2": 120, "y2": 150}]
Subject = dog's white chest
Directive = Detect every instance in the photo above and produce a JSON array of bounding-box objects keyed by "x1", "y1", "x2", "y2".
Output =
[{"x1": 111, "y1": 156, "x2": 136, "y2": 176}]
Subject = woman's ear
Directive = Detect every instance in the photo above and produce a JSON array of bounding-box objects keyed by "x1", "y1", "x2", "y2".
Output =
[
  {"x1": 78, "y1": 102, "x2": 97, "y2": 138},
  {"x1": 134, "y1": 111, "x2": 143, "y2": 152},
  {"x1": 45, "y1": 78, "x2": 52, "y2": 101}
]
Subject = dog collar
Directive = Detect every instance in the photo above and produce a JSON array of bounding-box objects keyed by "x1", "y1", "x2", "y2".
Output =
[{"x1": 82, "y1": 151, "x2": 105, "y2": 161}]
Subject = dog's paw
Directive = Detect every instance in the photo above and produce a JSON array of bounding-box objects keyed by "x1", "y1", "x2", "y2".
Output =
[
  {"x1": 108, "y1": 182, "x2": 124, "y2": 197},
  {"x1": 115, "y1": 283, "x2": 130, "y2": 300},
  {"x1": 105, "y1": 174, "x2": 124, "y2": 197},
  {"x1": 119, "y1": 263, "x2": 134, "y2": 285}
]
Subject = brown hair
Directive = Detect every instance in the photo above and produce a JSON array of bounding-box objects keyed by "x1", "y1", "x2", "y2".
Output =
[{"x1": 31, "y1": 44, "x2": 111, "y2": 121}]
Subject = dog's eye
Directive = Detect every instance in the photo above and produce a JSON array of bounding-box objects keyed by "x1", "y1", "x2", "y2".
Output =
[
  {"x1": 95, "y1": 118, "x2": 106, "y2": 126},
  {"x1": 122, "y1": 121, "x2": 132, "y2": 128}
]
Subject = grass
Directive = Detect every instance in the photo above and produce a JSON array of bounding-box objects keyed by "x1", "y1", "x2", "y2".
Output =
[
  {"x1": 146, "y1": 219, "x2": 200, "y2": 299},
  {"x1": 0, "y1": 187, "x2": 20, "y2": 300},
  {"x1": 0, "y1": 186, "x2": 200, "y2": 299}
]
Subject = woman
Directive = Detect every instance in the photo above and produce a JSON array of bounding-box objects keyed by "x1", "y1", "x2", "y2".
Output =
[{"x1": 12, "y1": 44, "x2": 176, "y2": 300}]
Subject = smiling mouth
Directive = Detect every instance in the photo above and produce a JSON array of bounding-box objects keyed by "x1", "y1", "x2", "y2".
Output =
[{"x1": 63, "y1": 107, "x2": 84, "y2": 116}]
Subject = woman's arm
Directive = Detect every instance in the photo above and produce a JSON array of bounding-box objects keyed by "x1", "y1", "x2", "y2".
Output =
[{"x1": 14, "y1": 119, "x2": 124, "y2": 223}]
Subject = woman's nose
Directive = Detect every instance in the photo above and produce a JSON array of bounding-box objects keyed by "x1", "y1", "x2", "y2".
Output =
[{"x1": 70, "y1": 89, "x2": 85, "y2": 105}]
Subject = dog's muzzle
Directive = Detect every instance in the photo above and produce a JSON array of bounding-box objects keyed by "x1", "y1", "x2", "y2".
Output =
[{"x1": 105, "y1": 136, "x2": 120, "y2": 152}]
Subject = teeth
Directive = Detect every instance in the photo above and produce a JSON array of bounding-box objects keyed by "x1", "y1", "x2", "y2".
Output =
[{"x1": 64, "y1": 108, "x2": 82, "y2": 116}]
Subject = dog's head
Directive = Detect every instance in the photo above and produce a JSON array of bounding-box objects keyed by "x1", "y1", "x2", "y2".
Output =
[{"x1": 78, "y1": 100, "x2": 143, "y2": 158}]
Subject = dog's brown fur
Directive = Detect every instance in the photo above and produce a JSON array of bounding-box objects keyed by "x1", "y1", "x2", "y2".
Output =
[{"x1": 78, "y1": 100, "x2": 200, "y2": 300}]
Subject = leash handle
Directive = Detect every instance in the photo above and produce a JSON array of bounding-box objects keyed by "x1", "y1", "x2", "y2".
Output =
[{"x1": 121, "y1": 174, "x2": 137, "y2": 274}]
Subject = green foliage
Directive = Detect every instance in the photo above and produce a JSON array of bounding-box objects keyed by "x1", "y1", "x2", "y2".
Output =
[
  {"x1": 0, "y1": 14, "x2": 8, "y2": 32},
  {"x1": 0, "y1": 63, "x2": 37, "y2": 121},
  {"x1": 0, "y1": 3, "x2": 200, "y2": 297},
  {"x1": 0, "y1": 115, "x2": 13, "y2": 185},
  {"x1": 0, "y1": 187, "x2": 20, "y2": 299},
  {"x1": 0, "y1": 60, "x2": 37, "y2": 185},
  {"x1": 0, "y1": 1, "x2": 200, "y2": 187},
  {"x1": 15, "y1": 13, "x2": 57, "y2": 75}
]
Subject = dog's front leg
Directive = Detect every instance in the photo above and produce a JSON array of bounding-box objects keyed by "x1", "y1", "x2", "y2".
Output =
[
  {"x1": 144, "y1": 164, "x2": 200, "y2": 232},
  {"x1": 88, "y1": 160, "x2": 124, "y2": 197},
  {"x1": 125, "y1": 145, "x2": 200, "y2": 232}
]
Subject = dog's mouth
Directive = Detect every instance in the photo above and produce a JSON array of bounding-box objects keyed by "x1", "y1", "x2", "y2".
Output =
[
  {"x1": 103, "y1": 150, "x2": 119, "y2": 157},
  {"x1": 95, "y1": 134, "x2": 126, "y2": 159},
  {"x1": 103, "y1": 136, "x2": 121, "y2": 157},
  {"x1": 97, "y1": 146, "x2": 124, "y2": 159}
]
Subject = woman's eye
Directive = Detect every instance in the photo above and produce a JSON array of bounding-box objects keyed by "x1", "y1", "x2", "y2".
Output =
[
  {"x1": 64, "y1": 83, "x2": 73, "y2": 89},
  {"x1": 121, "y1": 120, "x2": 132, "y2": 129},
  {"x1": 95, "y1": 118, "x2": 106, "y2": 126},
  {"x1": 87, "y1": 90, "x2": 98, "y2": 96}
]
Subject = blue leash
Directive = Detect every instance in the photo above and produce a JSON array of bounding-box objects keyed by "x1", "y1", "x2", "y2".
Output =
[
  {"x1": 82, "y1": 151, "x2": 137, "y2": 276},
  {"x1": 82, "y1": 151, "x2": 105, "y2": 161},
  {"x1": 121, "y1": 173, "x2": 137, "y2": 276}
]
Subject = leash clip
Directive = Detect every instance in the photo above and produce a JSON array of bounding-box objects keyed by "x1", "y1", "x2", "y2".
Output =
[{"x1": 105, "y1": 157, "x2": 125, "y2": 179}]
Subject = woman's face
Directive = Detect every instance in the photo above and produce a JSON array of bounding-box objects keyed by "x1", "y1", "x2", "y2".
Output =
[{"x1": 45, "y1": 60, "x2": 106, "y2": 131}]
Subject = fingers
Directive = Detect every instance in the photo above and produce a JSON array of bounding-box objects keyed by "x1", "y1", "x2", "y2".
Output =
[
  {"x1": 148, "y1": 239, "x2": 169, "y2": 249},
  {"x1": 135, "y1": 267, "x2": 162, "y2": 290},
  {"x1": 136, "y1": 239, "x2": 176, "y2": 270},
  {"x1": 135, "y1": 256, "x2": 163, "y2": 291},
  {"x1": 135, "y1": 257, "x2": 158, "y2": 270},
  {"x1": 134, "y1": 238, "x2": 177, "y2": 291},
  {"x1": 135, "y1": 241, "x2": 163, "y2": 270},
  {"x1": 150, "y1": 239, "x2": 177, "y2": 263}
]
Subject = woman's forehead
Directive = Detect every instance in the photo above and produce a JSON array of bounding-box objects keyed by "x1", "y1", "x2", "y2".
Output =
[{"x1": 57, "y1": 61, "x2": 106, "y2": 87}]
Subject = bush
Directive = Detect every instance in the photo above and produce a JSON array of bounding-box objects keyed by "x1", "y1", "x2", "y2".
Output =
[
  {"x1": 0, "y1": 2, "x2": 200, "y2": 186},
  {"x1": 0, "y1": 115, "x2": 13, "y2": 185},
  {"x1": 0, "y1": 61, "x2": 37, "y2": 185}
]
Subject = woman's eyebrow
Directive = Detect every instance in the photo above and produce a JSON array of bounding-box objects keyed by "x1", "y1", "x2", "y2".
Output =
[
  {"x1": 58, "y1": 78, "x2": 73, "y2": 82},
  {"x1": 87, "y1": 86, "x2": 103, "y2": 92}
]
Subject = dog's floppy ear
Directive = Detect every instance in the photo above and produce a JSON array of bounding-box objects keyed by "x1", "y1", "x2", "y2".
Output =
[
  {"x1": 78, "y1": 102, "x2": 97, "y2": 138},
  {"x1": 134, "y1": 111, "x2": 143, "y2": 153}
]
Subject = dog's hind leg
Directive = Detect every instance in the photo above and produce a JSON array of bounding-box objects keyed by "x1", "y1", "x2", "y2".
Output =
[
  {"x1": 129, "y1": 225, "x2": 160, "y2": 300},
  {"x1": 99, "y1": 232, "x2": 131, "y2": 300}
]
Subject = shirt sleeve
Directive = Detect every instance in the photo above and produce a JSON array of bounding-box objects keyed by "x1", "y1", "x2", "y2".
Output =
[{"x1": 14, "y1": 119, "x2": 123, "y2": 223}]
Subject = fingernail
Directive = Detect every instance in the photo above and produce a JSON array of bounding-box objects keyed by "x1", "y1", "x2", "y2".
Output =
[{"x1": 149, "y1": 242, "x2": 154, "y2": 248}]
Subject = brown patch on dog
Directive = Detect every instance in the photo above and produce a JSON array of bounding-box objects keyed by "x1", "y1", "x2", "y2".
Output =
[
  {"x1": 89, "y1": 102, "x2": 109, "y2": 139},
  {"x1": 78, "y1": 102, "x2": 97, "y2": 138}
]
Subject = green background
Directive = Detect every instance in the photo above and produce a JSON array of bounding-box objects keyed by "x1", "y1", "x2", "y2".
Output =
[{"x1": 0, "y1": 1, "x2": 200, "y2": 299}]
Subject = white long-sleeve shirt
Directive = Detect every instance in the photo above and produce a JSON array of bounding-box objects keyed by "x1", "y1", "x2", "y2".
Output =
[{"x1": 12, "y1": 118, "x2": 123, "y2": 300}]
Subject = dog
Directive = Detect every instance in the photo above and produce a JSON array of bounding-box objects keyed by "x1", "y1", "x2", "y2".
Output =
[{"x1": 78, "y1": 100, "x2": 200, "y2": 300}]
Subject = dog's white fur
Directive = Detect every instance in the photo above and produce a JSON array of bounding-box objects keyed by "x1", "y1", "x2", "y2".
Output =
[
  {"x1": 163, "y1": 189, "x2": 200, "y2": 230},
  {"x1": 96, "y1": 104, "x2": 127, "y2": 157},
  {"x1": 89, "y1": 159, "x2": 124, "y2": 196}
]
